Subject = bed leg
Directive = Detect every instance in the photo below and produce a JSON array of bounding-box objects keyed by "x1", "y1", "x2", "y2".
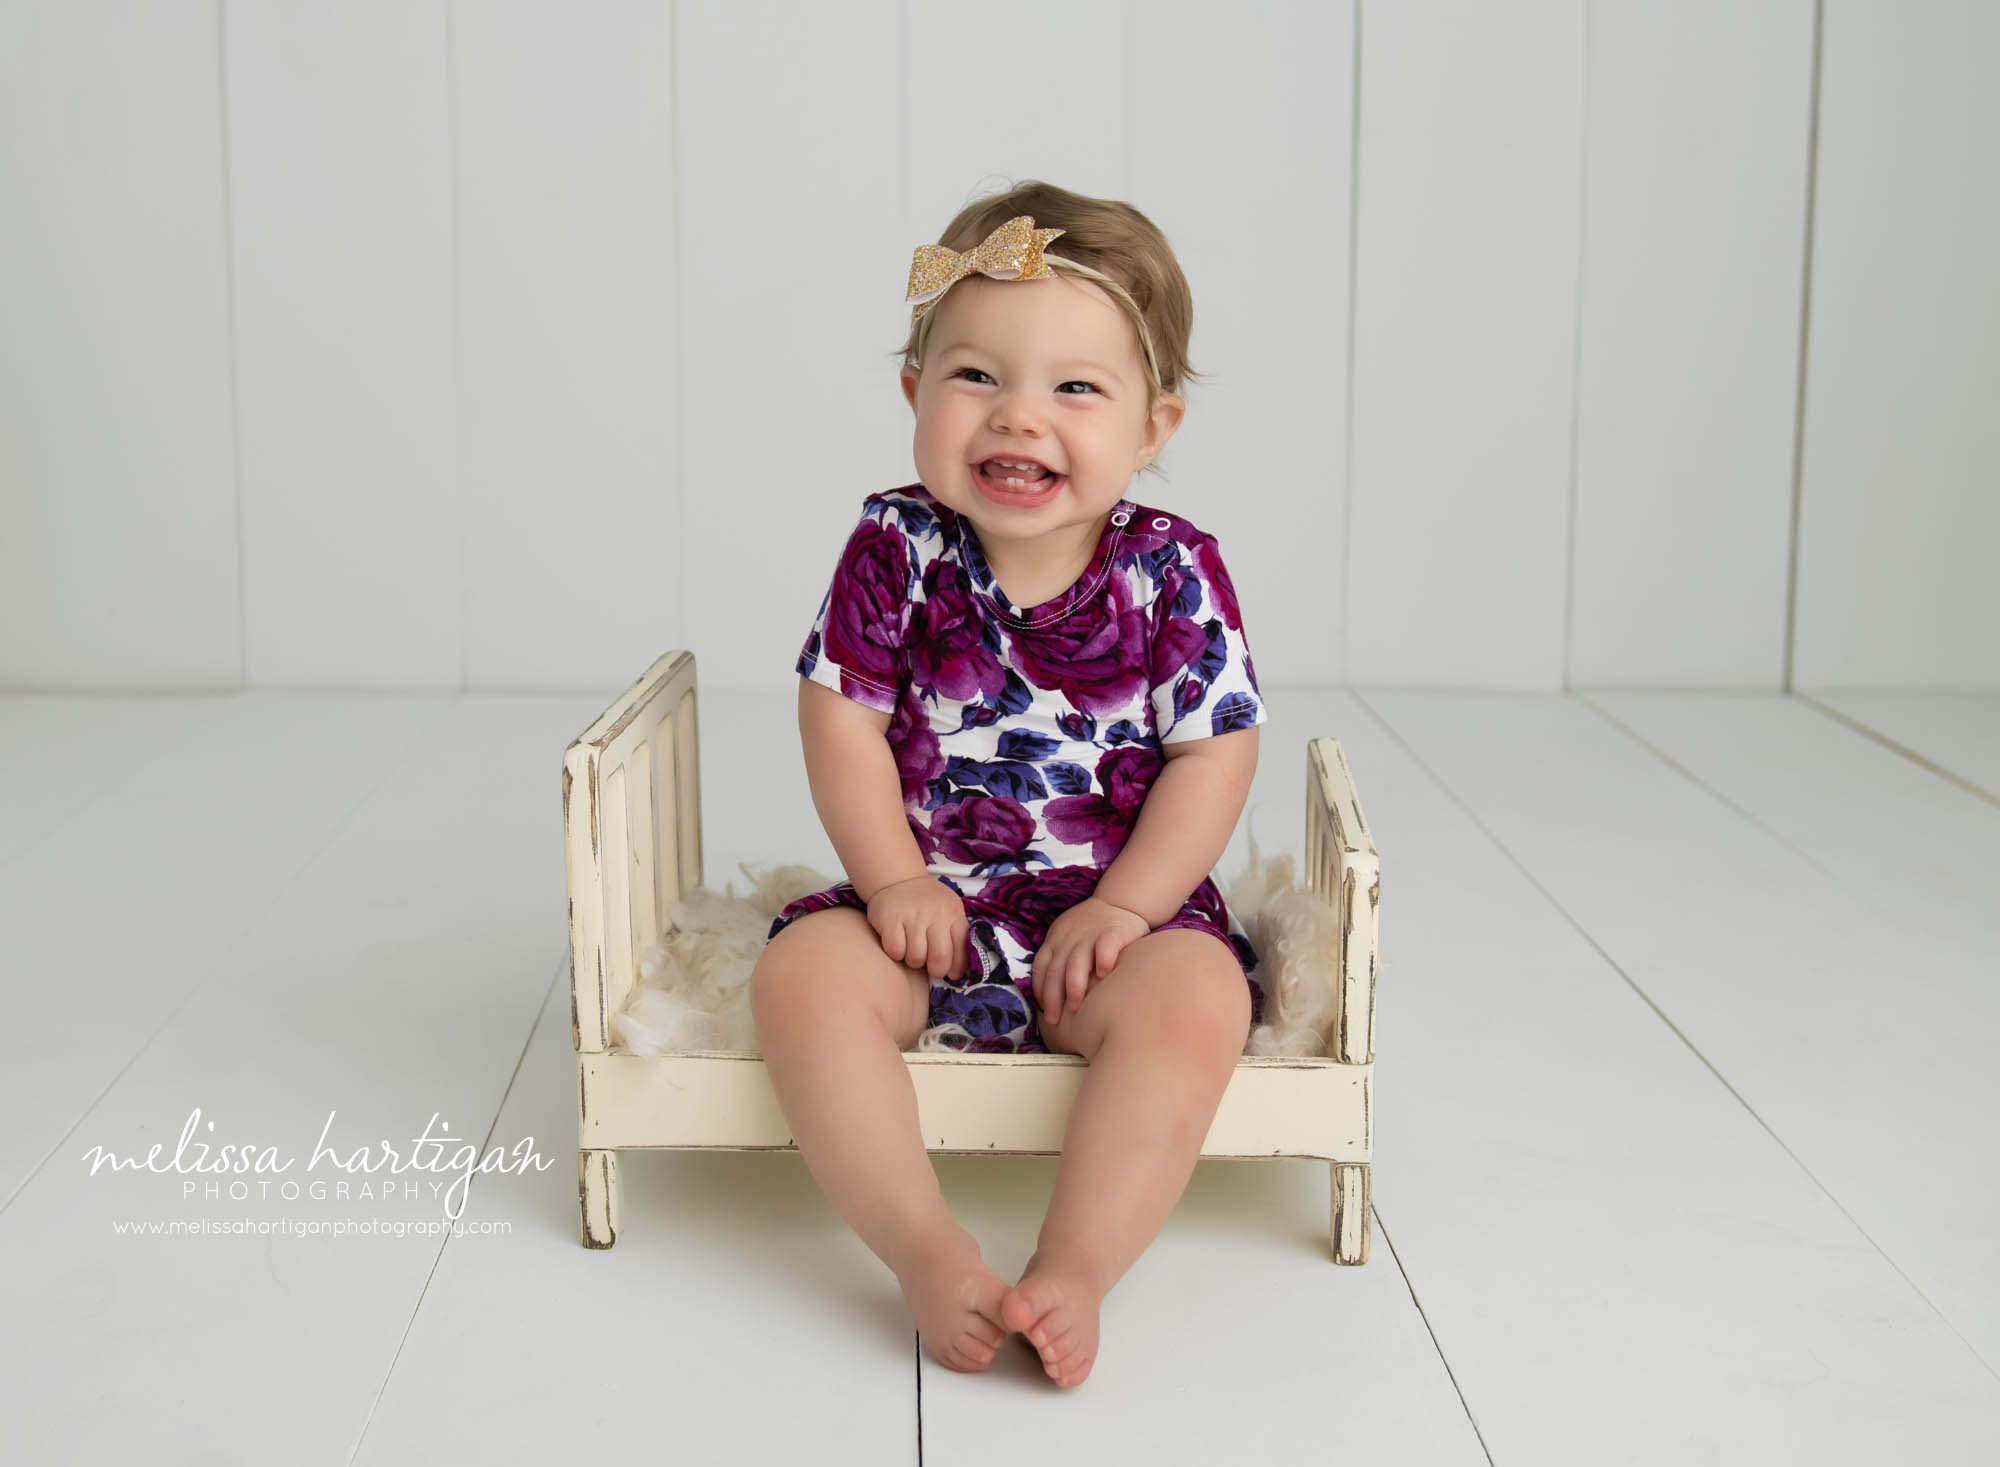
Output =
[
  {"x1": 1330, "y1": 1162, "x2": 1370, "y2": 1265},
  {"x1": 580, "y1": 1148, "x2": 621, "y2": 1249}
]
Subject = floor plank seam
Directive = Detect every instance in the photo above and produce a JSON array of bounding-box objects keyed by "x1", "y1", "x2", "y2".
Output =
[
  {"x1": 1571, "y1": 692, "x2": 1839, "y2": 886},
  {"x1": 1791, "y1": 691, "x2": 1998, "y2": 806},
  {"x1": 1374, "y1": 1205, "x2": 1495, "y2": 1466},
  {"x1": 0, "y1": 694, "x2": 467, "y2": 1219},
  {"x1": 1349, "y1": 688, "x2": 2000, "y2": 1388},
  {"x1": 345, "y1": 951, "x2": 568, "y2": 1467}
]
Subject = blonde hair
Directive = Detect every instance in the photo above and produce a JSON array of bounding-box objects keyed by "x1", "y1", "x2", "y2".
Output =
[{"x1": 891, "y1": 180, "x2": 1205, "y2": 479}]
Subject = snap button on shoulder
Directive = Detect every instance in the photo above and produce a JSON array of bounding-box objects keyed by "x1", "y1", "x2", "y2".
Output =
[
  {"x1": 1151, "y1": 515, "x2": 1171, "y2": 531},
  {"x1": 1110, "y1": 509, "x2": 1130, "y2": 526}
]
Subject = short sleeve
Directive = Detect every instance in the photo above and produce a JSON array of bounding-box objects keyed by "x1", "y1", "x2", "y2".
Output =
[
  {"x1": 795, "y1": 495, "x2": 918, "y2": 715},
  {"x1": 1148, "y1": 530, "x2": 1269, "y2": 744}
]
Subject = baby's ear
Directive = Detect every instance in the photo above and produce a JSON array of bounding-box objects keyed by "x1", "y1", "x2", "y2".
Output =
[{"x1": 1142, "y1": 391, "x2": 1186, "y2": 459}]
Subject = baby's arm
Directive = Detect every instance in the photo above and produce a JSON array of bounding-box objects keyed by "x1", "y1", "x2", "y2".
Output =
[
  {"x1": 1093, "y1": 727, "x2": 1260, "y2": 926},
  {"x1": 798, "y1": 677, "x2": 928, "y2": 903}
]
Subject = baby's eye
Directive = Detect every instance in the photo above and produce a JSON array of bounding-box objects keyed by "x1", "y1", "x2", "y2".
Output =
[{"x1": 949, "y1": 367, "x2": 1099, "y2": 395}]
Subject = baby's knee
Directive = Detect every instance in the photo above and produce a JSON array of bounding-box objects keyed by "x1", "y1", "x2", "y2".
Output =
[{"x1": 1140, "y1": 952, "x2": 1252, "y2": 1055}]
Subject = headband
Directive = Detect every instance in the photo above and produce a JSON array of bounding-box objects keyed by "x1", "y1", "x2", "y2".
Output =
[{"x1": 903, "y1": 214, "x2": 1162, "y2": 391}]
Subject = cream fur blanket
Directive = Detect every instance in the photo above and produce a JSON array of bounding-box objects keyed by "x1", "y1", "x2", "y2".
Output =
[{"x1": 612, "y1": 819, "x2": 1343, "y2": 1058}]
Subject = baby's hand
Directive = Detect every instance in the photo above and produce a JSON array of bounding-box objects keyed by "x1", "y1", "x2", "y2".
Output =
[
  {"x1": 865, "y1": 874, "x2": 967, "y2": 982},
  {"x1": 1032, "y1": 897, "x2": 1152, "y2": 1028}
]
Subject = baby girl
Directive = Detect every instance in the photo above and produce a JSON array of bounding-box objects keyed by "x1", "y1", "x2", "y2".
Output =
[{"x1": 748, "y1": 180, "x2": 1268, "y2": 1390}]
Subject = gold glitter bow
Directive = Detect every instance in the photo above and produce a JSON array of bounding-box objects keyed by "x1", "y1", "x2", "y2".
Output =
[
  {"x1": 902, "y1": 211, "x2": 1164, "y2": 392},
  {"x1": 905, "y1": 214, "x2": 1066, "y2": 310}
]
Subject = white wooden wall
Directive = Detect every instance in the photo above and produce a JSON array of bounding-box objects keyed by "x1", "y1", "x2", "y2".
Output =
[{"x1": 1, "y1": 0, "x2": 1992, "y2": 694}]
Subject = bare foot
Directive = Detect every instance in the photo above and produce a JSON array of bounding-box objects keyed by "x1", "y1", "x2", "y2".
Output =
[
  {"x1": 890, "y1": 1220, "x2": 1013, "y2": 1372},
  {"x1": 1000, "y1": 1247, "x2": 1103, "y2": 1388}
]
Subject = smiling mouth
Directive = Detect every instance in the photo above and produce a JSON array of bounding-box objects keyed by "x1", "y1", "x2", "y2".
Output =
[{"x1": 971, "y1": 460, "x2": 1065, "y2": 502}]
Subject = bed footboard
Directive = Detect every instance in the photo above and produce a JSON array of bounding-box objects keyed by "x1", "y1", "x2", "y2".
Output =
[
  {"x1": 563, "y1": 650, "x2": 704, "y2": 1058},
  {"x1": 1305, "y1": 736, "x2": 1379, "y2": 1265},
  {"x1": 1304, "y1": 736, "x2": 1379, "y2": 1066}
]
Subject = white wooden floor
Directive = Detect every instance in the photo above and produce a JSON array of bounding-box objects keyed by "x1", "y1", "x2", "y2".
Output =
[{"x1": 1, "y1": 683, "x2": 1996, "y2": 1464}]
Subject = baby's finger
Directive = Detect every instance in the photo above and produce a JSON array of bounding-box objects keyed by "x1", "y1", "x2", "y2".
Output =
[
  {"x1": 1032, "y1": 948, "x2": 1056, "y2": 1024},
  {"x1": 1054, "y1": 951, "x2": 1079, "y2": 1024},
  {"x1": 881, "y1": 918, "x2": 906, "y2": 963},
  {"x1": 1065, "y1": 945, "x2": 1093, "y2": 1018},
  {"x1": 950, "y1": 920, "x2": 968, "y2": 981},
  {"x1": 926, "y1": 919, "x2": 951, "y2": 981},
  {"x1": 905, "y1": 923, "x2": 928, "y2": 973},
  {"x1": 1094, "y1": 931, "x2": 1123, "y2": 979}
]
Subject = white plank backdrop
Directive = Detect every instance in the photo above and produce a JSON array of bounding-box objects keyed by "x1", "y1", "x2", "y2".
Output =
[{"x1": 1, "y1": 0, "x2": 1993, "y2": 694}]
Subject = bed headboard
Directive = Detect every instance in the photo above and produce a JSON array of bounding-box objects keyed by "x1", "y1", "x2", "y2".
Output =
[
  {"x1": 1306, "y1": 736, "x2": 1379, "y2": 1065},
  {"x1": 563, "y1": 650, "x2": 704, "y2": 1053}
]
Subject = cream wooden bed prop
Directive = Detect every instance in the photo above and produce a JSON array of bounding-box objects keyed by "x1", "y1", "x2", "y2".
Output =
[{"x1": 563, "y1": 651, "x2": 1379, "y2": 1263}]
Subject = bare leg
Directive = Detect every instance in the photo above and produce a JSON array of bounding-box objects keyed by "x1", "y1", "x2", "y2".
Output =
[
  {"x1": 750, "y1": 909, "x2": 1013, "y2": 1371},
  {"x1": 1001, "y1": 930, "x2": 1249, "y2": 1388}
]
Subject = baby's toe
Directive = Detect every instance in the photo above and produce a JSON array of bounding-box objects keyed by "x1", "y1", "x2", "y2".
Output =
[
  {"x1": 953, "y1": 1330, "x2": 997, "y2": 1367},
  {"x1": 968, "y1": 1271, "x2": 1012, "y2": 1347},
  {"x1": 1001, "y1": 1271, "x2": 1067, "y2": 1338},
  {"x1": 1032, "y1": 1320, "x2": 1074, "y2": 1356},
  {"x1": 1055, "y1": 1351, "x2": 1095, "y2": 1388}
]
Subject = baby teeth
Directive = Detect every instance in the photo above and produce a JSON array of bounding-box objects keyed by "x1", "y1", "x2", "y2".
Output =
[{"x1": 983, "y1": 464, "x2": 1054, "y2": 488}]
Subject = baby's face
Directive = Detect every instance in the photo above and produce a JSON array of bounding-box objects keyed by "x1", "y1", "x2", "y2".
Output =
[{"x1": 899, "y1": 274, "x2": 1183, "y2": 548}]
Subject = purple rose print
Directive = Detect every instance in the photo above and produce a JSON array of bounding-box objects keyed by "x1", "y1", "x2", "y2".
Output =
[
  {"x1": 1054, "y1": 708, "x2": 1097, "y2": 741},
  {"x1": 963, "y1": 865, "x2": 1104, "y2": 951},
  {"x1": 1178, "y1": 874, "x2": 1230, "y2": 930},
  {"x1": 879, "y1": 679, "x2": 949, "y2": 864},
  {"x1": 926, "y1": 794, "x2": 1038, "y2": 871},
  {"x1": 1205, "y1": 691, "x2": 1264, "y2": 736},
  {"x1": 906, "y1": 813, "x2": 938, "y2": 867},
  {"x1": 1004, "y1": 572, "x2": 1151, "y2": 717},
  {"x1": 821, "y1": 518, "x2": 911, "y2": 696},
  {"x1": 1095, "y1": 742, "x2": 1162, "y2": 810},
  {"x1": 780, "y1": 486, "x2": 1268, "y2": 1055},
  {"x1": 1150, "y1": 559, "x2": 1210, "y2": 688},
  {"x1": 885, "y1": 689, "x2": 944, "y2": 806},
  {"x1": 1043, "y1": 743, "x2": 1164, "y2": 866},
  {"x1": 910, "y1": 560, "x2": 1007, "y2": 703},
  {"x1": 1192, "y1": 533, "x2": 1244, "y2": 631},
  {"x1": 928, "y1": 980, "x2": 1031, "y2": 1050}
]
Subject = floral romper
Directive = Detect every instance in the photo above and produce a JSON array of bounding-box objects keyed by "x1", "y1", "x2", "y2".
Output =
[{"x1": 767, "y1": 482, "x2": 1269, "y2": 1054}]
